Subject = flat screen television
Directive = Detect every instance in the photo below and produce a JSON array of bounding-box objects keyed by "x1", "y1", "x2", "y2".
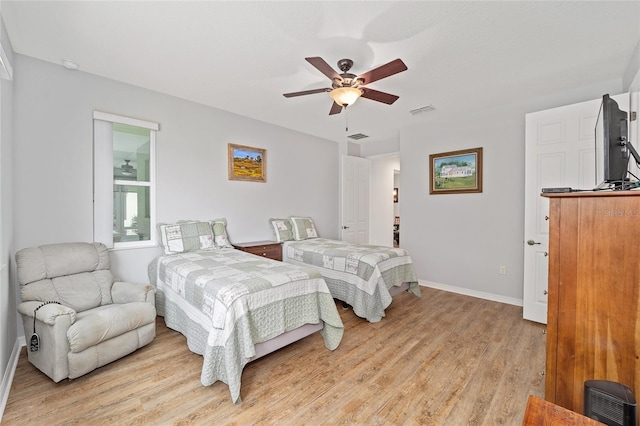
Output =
[{"x1": 595, "y1": 94, "x2": 630, "y2": 189}]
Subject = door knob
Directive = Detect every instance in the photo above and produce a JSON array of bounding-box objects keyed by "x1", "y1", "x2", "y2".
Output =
[
  {"x1": 341, "y1": 226, "x2": 350, "y2": 229},
  {"x1": 527, "y1": 239, "x2": 541, "y2": 245}
]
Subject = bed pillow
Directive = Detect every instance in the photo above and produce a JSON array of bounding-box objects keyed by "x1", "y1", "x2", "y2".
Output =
[
  {"x1": 210, "y1": 218, "x2": 233, "y2": 248},
  {"x1": 158, "y1": 221, "x2": 215, "y2": 254},
  {"x1": 290, "y1": 216, "x2": 319, "y2": 240},
  {"x1": 269, "y1": 218, "x2": 294, "y2": 242}
]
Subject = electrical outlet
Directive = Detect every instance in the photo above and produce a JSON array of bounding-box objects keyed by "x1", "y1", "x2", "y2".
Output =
[{"x1": 499, "y1": 265, "x2": 506, "y2": 275}]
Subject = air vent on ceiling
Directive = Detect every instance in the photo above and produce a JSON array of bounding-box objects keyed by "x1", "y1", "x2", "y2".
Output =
[
  {"x1": 409, "y1": 105, "x2": 435, "y2": 115},
  {"x1": 347, "y1": 133, "x2": 369, "y2": 140}
]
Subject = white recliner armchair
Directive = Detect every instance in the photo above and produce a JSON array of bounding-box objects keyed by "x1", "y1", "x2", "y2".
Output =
[{"x1": 16, "y1": 242, "x2": 156, "y2": 381}]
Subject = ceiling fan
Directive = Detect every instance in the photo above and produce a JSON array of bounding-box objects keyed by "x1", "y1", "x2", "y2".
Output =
[
  {"x1": 121, "y1": 160, "x2": 134, "y2": 176},
  {"x1": 283, "y1": 57, "x2": 408, "y2": 115}
]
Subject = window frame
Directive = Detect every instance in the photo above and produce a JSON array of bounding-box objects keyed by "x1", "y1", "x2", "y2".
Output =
[{"x1": 93, "y1": 111, "x2": 158, "y2": 250}]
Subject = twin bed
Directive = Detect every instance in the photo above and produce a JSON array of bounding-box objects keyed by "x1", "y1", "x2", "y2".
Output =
[
  {"x1": 282, "y1": 238, "x2": 420, "y2": 322},
  {"x1": 148, "y1": 219, "x2": 343, "y2": 403},
  {"x1": 148, "y1": 217, "x2": 420, "y2": 403},
  {"x1": 272, "y1": 217, "x2": 421, "y2": 323}
]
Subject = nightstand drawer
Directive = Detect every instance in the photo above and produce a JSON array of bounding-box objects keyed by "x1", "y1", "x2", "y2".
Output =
[{"x1": 232, "y1": 241, "x2": 282, "y2": 261}]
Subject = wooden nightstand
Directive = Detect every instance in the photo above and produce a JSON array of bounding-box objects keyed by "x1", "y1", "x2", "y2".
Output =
[{"x1": 232, "y1": 240, "x2": 282, "y2": 261}]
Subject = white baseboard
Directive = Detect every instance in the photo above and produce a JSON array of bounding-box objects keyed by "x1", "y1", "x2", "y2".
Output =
[
  {"x1": 419, "y1": 279, "x2": 523, "y2": 307},
  {"x1": 0, "y1": 337, "x2": 24, "y2": 422}
]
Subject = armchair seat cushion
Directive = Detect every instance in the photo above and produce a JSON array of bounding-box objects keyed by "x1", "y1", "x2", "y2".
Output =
[{"x1": 69, "y1": 302, "x2": 156, "y2": 353}]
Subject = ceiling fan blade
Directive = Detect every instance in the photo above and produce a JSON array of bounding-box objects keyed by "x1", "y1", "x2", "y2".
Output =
[
  {"x1": 283, "y1": 88, "x2": 330, "y2": 98},
  {"x1": 357, "y1": 59, "x2": 407, "y2": 85},
  {"x1": 361, "y1": 88, "x2": 400, "y2": 105},
  {"x1": 329, "y1": 102, "x2": 343, "y2": 115},
  {"x1": 306, "y1": 57, "x2": 341, "y2": 81}
]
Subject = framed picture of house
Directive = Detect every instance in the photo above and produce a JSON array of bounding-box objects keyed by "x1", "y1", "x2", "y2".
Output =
[
  {"x1": 227, "y1": 143, "x2": 266, "y2": 183},
  {"x1": 429, "y1": 147, "x2": 483, "y2": 194}
]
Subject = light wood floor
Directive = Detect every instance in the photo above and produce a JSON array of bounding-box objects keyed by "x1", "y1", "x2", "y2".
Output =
[{"x1": 3, "y1": 287, "x2": 546, "y2": 425}]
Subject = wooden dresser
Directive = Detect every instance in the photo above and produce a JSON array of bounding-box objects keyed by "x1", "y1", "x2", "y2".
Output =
[
  {"x1": 232, "y1": 240, "x2": 282, "y2": 261},
  {"x1": 543, "y1": 191, "x2": 640, "y2": 413}
]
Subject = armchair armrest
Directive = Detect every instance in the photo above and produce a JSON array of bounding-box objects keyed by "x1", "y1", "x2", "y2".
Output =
[
  {"x1": 17, "y1": 301, "x2": 76, "y2": 382},
  {"x1": 17, "y1": 301, "x2": 76, "y2": 325},
  {"x1": 111, "y1": 281, "x2": 155, "y2": 305}
]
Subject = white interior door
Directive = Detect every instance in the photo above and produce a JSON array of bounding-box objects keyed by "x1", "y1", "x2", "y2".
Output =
[
  {"x1": 523, "y1": 94, "x2": 627, "y2": 324},
  {"x1": 340, "y1": 155, "x2": 370, "y2": 243}
]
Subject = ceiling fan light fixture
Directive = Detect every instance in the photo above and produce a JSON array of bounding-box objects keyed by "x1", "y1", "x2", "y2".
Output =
[
  {"x1": 329, "y1": 87, "x2": 362, "y2": 107},
  {"x1": 284, "y1": 57, "x2": 407, "y2": 115}
]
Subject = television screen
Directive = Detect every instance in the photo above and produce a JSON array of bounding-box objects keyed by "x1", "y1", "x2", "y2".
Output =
[{"x1": 595, "y1": 94, "x2": 629, "y2": 188}]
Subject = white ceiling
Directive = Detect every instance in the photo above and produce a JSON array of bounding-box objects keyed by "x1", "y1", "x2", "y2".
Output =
[{"x1": 3, "y1": 1, "x2": 640, "y2": 145}]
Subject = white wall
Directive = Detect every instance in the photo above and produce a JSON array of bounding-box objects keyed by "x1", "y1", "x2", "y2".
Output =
[
  {"x1": 400, "y1": 78, "x2": 628, "y2": 304},
  {"x1": 360, "y1": 138, "x2": 399, "y2": 158},
  {"x1": 369, "y1": 155, "x2": 398, "y2": 246},
  {"x1": 0, "y1": 13, "x2": 14, "y2": 419},
  {"x1": 11, "y1": 53, "x2": 339, "y2": 305}
]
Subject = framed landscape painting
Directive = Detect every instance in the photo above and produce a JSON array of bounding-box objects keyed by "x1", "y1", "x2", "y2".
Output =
[
  {"x1": 228, "y1": 143, "x2": 266, "y2": 183},
  {"x1": 429, "y1": 147, "x2": 483, "y2": 194}
]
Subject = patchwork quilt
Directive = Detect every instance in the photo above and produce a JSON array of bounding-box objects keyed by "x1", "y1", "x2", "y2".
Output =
[
  {"x1": 148, "y1": 248, "x2": 344, "y2": 403},
  {"x1": 283, "y1": 238, "x2": 421, "y2": 322}
]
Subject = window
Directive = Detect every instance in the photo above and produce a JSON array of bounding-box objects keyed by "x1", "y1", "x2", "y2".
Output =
[{"x1": 93, "y1": 112, "x2": 158, "y2": 249}]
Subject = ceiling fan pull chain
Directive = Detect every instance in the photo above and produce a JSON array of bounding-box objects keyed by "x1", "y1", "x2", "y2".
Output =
[{"x1": 345, "y1": 108, "x2": 349, "y2": 132}]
